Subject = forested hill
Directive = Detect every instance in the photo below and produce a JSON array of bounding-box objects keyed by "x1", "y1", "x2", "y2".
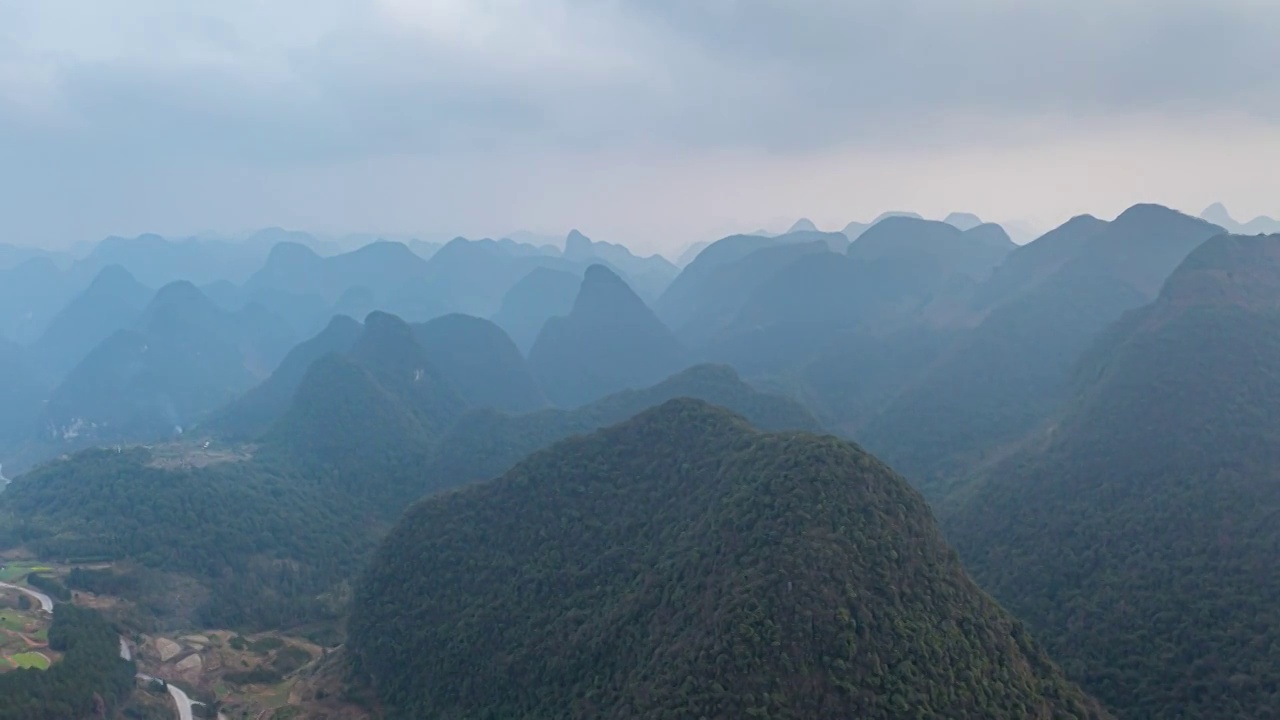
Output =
[
  {"x1": 945, "y1": 233, "x2": 1280, "y2": 719},
  {"x1": 261, "y1": 311, "x2": 467, "y2": 511},
  {"x1": 1, "y1": 447, "x2": 370, "y2": 628},
  {"x1": 348, "y1": 399, "x2": 1109, "y2": 720}
]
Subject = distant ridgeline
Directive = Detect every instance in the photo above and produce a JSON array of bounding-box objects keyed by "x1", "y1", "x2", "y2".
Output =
[{"x1": 0, "y1": 604, "x2": 136, "y2": 720}]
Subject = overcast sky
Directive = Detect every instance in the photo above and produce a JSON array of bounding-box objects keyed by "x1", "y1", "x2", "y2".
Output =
[{"x1": 2, "y1": 0, "x2": 1278, "y2": 254}]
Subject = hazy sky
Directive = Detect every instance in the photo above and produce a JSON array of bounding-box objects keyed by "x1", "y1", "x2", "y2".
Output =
[{"x1": 2, "y1": 0, "x2": 1279, "y2": 254}]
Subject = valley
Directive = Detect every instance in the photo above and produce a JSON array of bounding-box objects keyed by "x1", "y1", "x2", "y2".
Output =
[{"x1": 1, "y1": 559, "x2": 365, "y2": 720}]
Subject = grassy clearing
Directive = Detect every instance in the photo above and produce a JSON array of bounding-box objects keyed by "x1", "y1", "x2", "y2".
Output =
[
  {"x1": 0, "y1": 563, "x2": 52, "y2": 582},
  {"x1": 0, "y1": 614, "x2": 31, "y2": 633},
  {"x1": 11, "y1": 651, "x2": 49, "y2": 670}
]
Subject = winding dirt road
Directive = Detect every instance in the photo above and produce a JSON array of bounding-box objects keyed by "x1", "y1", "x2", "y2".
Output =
[{"x1": 0, "y1": 581, "x2": 53, "y2": 613}]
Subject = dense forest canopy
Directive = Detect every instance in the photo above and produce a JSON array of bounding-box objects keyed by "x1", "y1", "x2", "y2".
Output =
[
  {"x1": 945, "y1": 234, "x2": 1280, "y2": 719},
  {"x1": 349, "y1": 400, "x2": 1108, "y2": 719},
  {"x1": 0, "y1": 603, "x2": 136, "y2": 720}
]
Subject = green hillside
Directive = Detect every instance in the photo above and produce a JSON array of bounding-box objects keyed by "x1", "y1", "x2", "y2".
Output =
[
  {"x1": 349, "y1": 399, "x2": 1108, "y2": 720},
  {"x1": 946, "y1": 234, "x2": 1280, "y2": 718}
]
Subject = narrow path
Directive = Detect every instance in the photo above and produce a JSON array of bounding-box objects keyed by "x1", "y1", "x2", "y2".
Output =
[
  {"x1": 136, "y1": 669, "x2": 203, "y2": 720},
  {"x1": 0, "y1": 627, "x2": 45, "y2": 647},
  {"x1": 0, "y1": 581, "x2": 53, "y2": 613}
]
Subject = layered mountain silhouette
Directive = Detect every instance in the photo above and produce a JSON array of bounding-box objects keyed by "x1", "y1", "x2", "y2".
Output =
[
  {"x1": 82, "y1": 233, "x2": 273, "y2": 287},
  {"x1": 944, "y1": 211, "x2": 984, "y2": 230},
  {"x1": 968, "y1": 214, "x2": 1109, "y2": 312},
  {"x1": 205, "y1": 314, "x2": 364, "y2": 439},
  {"x1": 31, "y1": 265, "x2": 153, "y2": 377},
  {"x1": 0, "y1": 243, "x2": 60, "y2": 272},
  {"x1": 787, "y1": 217, "x2": 819, "y2": 233},
  {"x1": 349, "y1": 400, "x2": 1108, "y2": 720},
  {"x1": 675, "y1": 239, "x2": 711, "y2": 267},
  {"x1": 425, "y1": 363, "x2": 820, "y2": 494},
  {"x1": 0, "y1": 257, "x2": 78, "y2": 343},
  {"x1": 244, "y1": 240, "x2": 430, "y2": 312},
  {"x1": 490, "y1": 267, "x2": 581, "y2": 353},
  {"x1": 857, "y1": 204, "x2": 1224, "y2": 493},
  {"x1": 40, "y1": 281, "x2": 297, "y2": 446},
  {"x1": 946, "y1": 233, "x2": 1280, "y2": 719},
  {"x1": 264, "y1": 311, "x2": 466, "y2": 509},
  {"x1": 656, "y1": 230, "x2": 848, "y2": 332},
  {"x1": 1200, "y1": 201, "x2": 1280, "y2": 235},
  {"x1": 529, "y1": 265, "x2": 691, "y2": 407},
  {"x1": 708, "y1": 217, "x2": 1014, "y2": 375},
  {"x1": 664, "y1": 240, "x2": 830, "y2": 345},
  {"x1": 410, "y1": 314, "x2": 545, "y2": 414},
  {"x1": 411, "y1": 237, "x2": 575, "y2": 318},
  {"x1": 562, "y1": 229, "x2": 678, "y2": 302}
]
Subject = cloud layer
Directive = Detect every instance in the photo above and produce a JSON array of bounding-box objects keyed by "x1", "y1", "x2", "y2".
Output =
[{"x1": 2, "y1": 0, "x2": 1278, "y2": 249}]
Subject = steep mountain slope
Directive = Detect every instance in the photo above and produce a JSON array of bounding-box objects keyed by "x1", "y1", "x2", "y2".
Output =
[
  {"x1": 204, "y1": 314, "x2": 364, "y2": 439},
  {"x1": 490, "y1": 267, "x2": 581, "y2": 353},
  {"x1": 349, "y1": 400, "x2": 1109, "y2": 720},
  {"x1": 529, "y1": 265, "x2": 691, "y2": 407},
  {"x1": 563, "y1": 229, "x2": 678, "y2": 302},
  {"x1": 411, "y1": 314, "x2": 546, "y2": 413},
  {"x1": 945, "y1": 233, "x2": 1280, "y2": 719},
  {"x1": 748, "y1": 218, "x2": 1012, "y2": 333},
  {"x1": 665, "y1": 240, "x2": 830, "y2": 347},
  {"x1": 800, "y1": 327, "x2": 960, "y2": 433},
  {"x1": 846, "y1": 216, "x2": 1014, "y2": 284},
  {"x1": 40, "y1": 281, "x2": 297, "y2": 445},
  {"x1": 656, "y1": 230, "x2": 848, "y2": 330},
  {"x1": 242, "y1": 241, "x2": 326, "y2": 297},
  {"x1": 414, "y1": 237, "x2": 576, "y2": 318},
  {"x1": 31, "y1": 265, "x2": 153, "y2": 376},
  {"x1": 858, "y1": 205, "x2": 1224, "y2": 494},
  {"x1": 0, "y1": 340, "x2": 49, "y2": 445},
  {"x1": 264, "y1": 311, "x2": 466, "y2": 510},
  {"x1": 675, "y1": 240, "x2": 711, "y2": 267},
  {"x1": 0, "y1": 257, "x2": 78, "y2": 343},
  {"x1": 968, "y1": 215, "x2": 1109, "y2": 313},
  {"x1": 243, "y1": 240, "x2": 433, "y2": 323},
  {"x1": 708, "y1": 218, "x2": 1013, "y2": 375},
  {"x1": 426, "y1": 363, "x2": 820, "y2": 494}
]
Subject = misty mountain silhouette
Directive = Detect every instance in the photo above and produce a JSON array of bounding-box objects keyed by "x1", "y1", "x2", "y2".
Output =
[{"x1": 529, "y1": 265, "x2": 690, "y2": 407}]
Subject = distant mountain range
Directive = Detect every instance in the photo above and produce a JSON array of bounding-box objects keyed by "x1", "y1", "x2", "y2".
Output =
[
  {"x1": 5, "y1": 201, "x2": 1279, "y2": 718},
  {"x1": 1200, "y1": 201, "x2": 1280, "y2": 235}
]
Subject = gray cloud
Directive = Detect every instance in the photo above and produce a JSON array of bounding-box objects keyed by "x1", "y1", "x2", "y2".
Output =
[
  {"x1": 1, "y1": 0, "x2": 1278, "y2": 247},
  {"x1": 6, "y1": 0, "x2": 1279, "y2": 160}
]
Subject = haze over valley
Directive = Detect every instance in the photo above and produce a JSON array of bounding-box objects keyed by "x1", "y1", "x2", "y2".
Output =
[{"x1": 3, "y1": 2, "x2": 1280, "y2": 719}]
